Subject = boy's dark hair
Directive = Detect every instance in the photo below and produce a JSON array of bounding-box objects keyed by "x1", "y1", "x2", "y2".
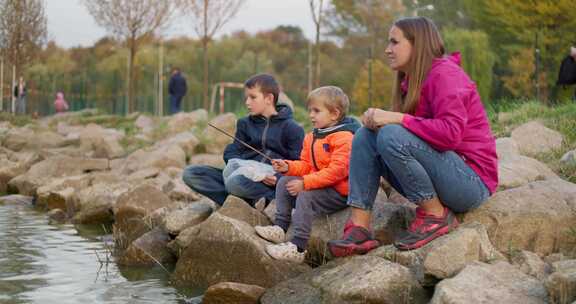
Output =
[{"x1": 244, "y1": 73, "x2": 280, "y2": 104}]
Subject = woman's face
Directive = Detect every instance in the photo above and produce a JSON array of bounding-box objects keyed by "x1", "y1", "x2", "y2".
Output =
[{"x1": 385, "y1": 26, "x2": 413, "y2": 73}]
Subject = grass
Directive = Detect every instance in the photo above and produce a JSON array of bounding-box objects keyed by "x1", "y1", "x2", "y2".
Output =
[
  {"x1": 488, "y1": 100, "x2": 576, "y2": 184},
  {"x1": 0, "y1": 112, "x2": 34, "y2": 127}
]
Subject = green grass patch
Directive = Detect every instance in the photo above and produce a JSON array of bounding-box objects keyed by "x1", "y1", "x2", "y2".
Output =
[{"x1": 0, "y1": 112, "x2": 34, "y2": 127}]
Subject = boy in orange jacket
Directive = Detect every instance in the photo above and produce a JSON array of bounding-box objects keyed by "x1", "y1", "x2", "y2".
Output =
[{"x1": 255, "y1": 86, "x2": 360, "y2": 263}]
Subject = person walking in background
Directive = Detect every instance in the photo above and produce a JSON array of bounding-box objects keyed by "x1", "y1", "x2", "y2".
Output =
[
  {"x1": 13, "y1": 77, "x2": 27, "y2": 115},
  {"x1": 168, "y1": 67, "x2": 187, "y2": 114},
  {"x1": 556, "y1": 46, "x2": 576, "y2": 100},
  {"x1": 54, "y1": 91, "x2": 69, "y2": 113}
]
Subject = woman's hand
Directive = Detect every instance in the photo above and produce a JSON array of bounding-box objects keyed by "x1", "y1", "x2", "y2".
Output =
[
  {"x1": 286, "y1": 178, "x2": 304, "y2": 196},
  {"x1": 362, "y1": 108, "x2": 404, "y2": 129},
  {"x1": 271, "y1": 159, "x2": 289, "y2": 173}
]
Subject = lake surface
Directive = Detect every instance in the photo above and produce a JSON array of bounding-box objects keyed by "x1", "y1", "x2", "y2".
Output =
[{"x1": 0, "y1": 202, "x2": 202, "y2": 304}]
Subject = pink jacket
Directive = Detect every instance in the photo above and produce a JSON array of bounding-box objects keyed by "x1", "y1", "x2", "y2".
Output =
[
  {"x1": 54, "y1": 92, "x2": 69, "y2": 113},
  {"x1": 401, "y1": 52, "x2": 498, "y2": 194}
]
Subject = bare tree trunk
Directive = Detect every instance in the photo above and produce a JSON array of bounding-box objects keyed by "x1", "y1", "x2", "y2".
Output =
[
  {"x1": 128, "y1": 39, "x2": 136, "y2": 113},
  {"x1": 202, "y1": 0, "x2": 209, "y2": 110},
  {"x1": 313, "y1": 0, "x2": 323, "y2": 87},
  {"x1": 0, "y1": 57, "x2": 3, "y2": 112}
]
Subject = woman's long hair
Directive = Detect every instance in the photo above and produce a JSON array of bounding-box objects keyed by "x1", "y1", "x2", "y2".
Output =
[{"x1": 391, "y1": 17, "x2": 445, "y2": 114}]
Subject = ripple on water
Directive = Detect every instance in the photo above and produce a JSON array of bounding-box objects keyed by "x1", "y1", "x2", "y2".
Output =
[{"x1": 0, "y1": 204, "x2": 202, "y2": 304}]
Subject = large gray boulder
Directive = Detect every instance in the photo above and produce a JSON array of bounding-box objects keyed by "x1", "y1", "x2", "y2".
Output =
[
  {"x1": 120, "y1": 145, "x2": 186, "y2": 175},
  {"x1": 463, "y1": 179, "x2": 576, "y2": 256},
  {"x1": 496, "y1": 137, "x2": 558, "y2": 190},
  {"x1": 3, "y1": 127, "x2": 67, "y2": 151},
  {"x1": 202, "y1": 113, "x2": 236, "y2": 154},
  {"x1": 511, "y1": 121, "x2": 563, "y2": 155},
  {"x1": 370, "y1": 222, "x2": 505, "y2": 286},
  {"x1": 261, "y1": 256, "x2": 427, "y2": 304},
  {"x1": 203, "y1": 282, "x2": 265, "y2": 304},
  {"x1": 172, "y1": 213, "x2": 310, "y2": 288},
  {"x1": 431, "y1": 261, "x2": 548, "y2": 304},
  {"x1": 188, "y1": 153, "x2": 225, "y2": 168},
  {"x1": 163, "y1": 201, "x2": 214, "y2": 235},
  {"x1": 117, "y1": 228, "x2": 175, "y2": 266},
  {"x1": 113, "y1": 184, "x2": 174, "y2": 249},
  {"x1": 72, "y1": 180, "x2": 133, "y2": 224},
  {"x1": 167, "y1": 109, "x2": 208, "y2": 134},
  {"x1": 152, "y1": 131, "x2": 199, "y2": 158},
  {"x1": 8, "y1": 156, "x2": 109, "y2": 196},
  {"x1": 510, "y1": 250, "x2": 551, "y2": 280},
  {"x1": 36, "y1": 174, "x2": 92, "y2": 210},
  {"x1": 217, "y1": 196, "x2": 271, "y2": 227}
]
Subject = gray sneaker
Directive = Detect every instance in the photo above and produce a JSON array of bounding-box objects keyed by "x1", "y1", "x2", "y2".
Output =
[
  {"x1": 255, "y1": 225, "x2": 286, "y2": 244},
  {"x1": 265, "y1": 242, "x2": 306, "y2": 263}
]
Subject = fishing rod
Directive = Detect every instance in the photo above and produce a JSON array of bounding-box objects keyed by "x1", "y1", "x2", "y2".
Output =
[{"x1": 207, "y1": 122, "x2": 274, "y2": 162}]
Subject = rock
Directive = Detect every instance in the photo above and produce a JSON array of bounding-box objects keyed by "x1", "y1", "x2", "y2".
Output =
[
  {"x1": 370, "y1": 222, "x2": 505, "y2": 286},
  {"x1": 135, "y1": 114, "x2": 155, "y2": 131},
  {"x1": 113, "y1": 184, "x2": 173, "y2": 249},
  {"x1": 498, "y1": 153, "x2": 558, "y2": 190},
  {"x1": 496, "y1": 137, "x2": 520, "y2": 160},
  {"x1": 127, "y1": 167, "x2": 160, "y2": 180},
  {"x1": 172, "y1": 213, "x2": 310, "y2": 288},
  {"x1": 117, "y1": 228, "x2": 175, "y2": 266},
  {"x1": 561, "y1": 149, "x2": 576, "y2": 166},
  {"x1": 163, "y1": 201, "x2": 214, "y2": 235},
  {"x1": 162, "y1": 173, "x2": 202, "y2": 202},
  {"x1": 36, "y1": 174, "x2": 92, "y2": 210},
  {"x1": 203, "y1": 282, "x2": 265, "y2": 304},
  {"x1": 3, "y1": 127, "x2": 67, "y2": 151},
  {"x1": 0, "y1": 195, "x2": 34, "y2": 206},
  {"x1": 217, "y1": 196, "x2": 271, "y2": 227},
  {"x1": 462, "y1": 179, "x2": 576, "y2": 256},
  {"x1": 153, "y1": 132, "x2": 199, "y2": 158},
  {"x1": 72, "y1": 181, "x2": 133, "y2": 224},
  {"x1": 120, "y1": 146, "x2": 186, "y2": 175},
  {"x1": 430, "y1": 261, "x2": 548, "y2": 304},
  {"x1": 8, "y1": 156, "x2": 109, "y2": 196},
  {"x1": 510, "y1": 250, "x2": 550, "y2": 280},
  {"x1": 545, "y1": 253, "x2": 569, "y2": 264},
  {"x1": 188, "y1": 153, "x2": 225, "y2": 168},
  {"x1": 47, "y1": 208, "x2": 66, "y2": 223},
  {"x1": 202, "y1": 113, "x2": 237, "y2": 154},
  {"x1": 312, "y1": 256, "x2": 427, "y2": 304},
  {"x1": 545, "y1": 260, "x2": 576, "y2": 304},
  {"x1": 167, "y1": 109, "x2": 209, "y2": 134},
  {"x1": 511, "y1": 121, "x2": 563, "y2": 155},
  {"x1": 261, "y1": 256, "x2": 427, "y2": 304},
  {"x1": 92, "y1": 136, "x2": 125, "y2": 159},
  {"x1": 263, "y1": 199, "x2": 276, "y2": 222}
]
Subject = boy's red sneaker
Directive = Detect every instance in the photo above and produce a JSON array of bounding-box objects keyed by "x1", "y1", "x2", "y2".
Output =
[
  {"x1": 327, "y1": 223, "x2": 380, "y2": 257},
  {"x1": 394, "y1": 207, "x2": 459, "y2": 250}
]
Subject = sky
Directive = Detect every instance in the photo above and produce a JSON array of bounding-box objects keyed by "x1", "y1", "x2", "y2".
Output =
[{"x1": 46, "y1": 0, "x2": 318, "y2": 49}]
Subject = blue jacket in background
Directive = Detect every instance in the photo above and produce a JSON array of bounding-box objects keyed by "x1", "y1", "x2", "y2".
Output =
[
  {"x1": 224, "y1": 104, "x2": 305, "y2": 164},
  {"x1": 169, "y1": 72, "x2": 187, "y2": 97}
]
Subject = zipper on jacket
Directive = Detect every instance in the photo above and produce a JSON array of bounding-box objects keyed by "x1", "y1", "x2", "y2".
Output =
[
  {"x1": 311, "y1": 137, "x2": 320, "y2": 170},
  {"x1": 261, "y1": 118, "x2": 270, "y2": 162}
]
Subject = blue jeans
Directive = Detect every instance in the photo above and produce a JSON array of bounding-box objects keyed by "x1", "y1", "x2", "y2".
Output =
[
  {"x1": 348, "y1": 125, "x2": 489, "y2": 213},
  {"x1": 169, "y1": 95, "x2": 183, "y2": 114},
  {"x1": 182, "y1": 165, "x2": 275, "y2": 206}
]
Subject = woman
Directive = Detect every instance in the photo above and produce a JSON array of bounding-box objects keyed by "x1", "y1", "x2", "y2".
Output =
[{"x1": 328, "y1": 17, "x2": 498, "y2": 256}]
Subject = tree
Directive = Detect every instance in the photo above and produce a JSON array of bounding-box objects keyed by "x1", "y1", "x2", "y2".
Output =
[
  {"x1": 181, "y1": 0, "x2": 246, "y2": 111},
  {"x1": 352, "y1": 59, "x2": 394, "y2": 112},
  {"x1": 443, "y1": 28, "x2": 495, "y2": 103},
  {"x1": 83, "y1": 0, "x2": 177, "y2": 113},
  {"x1": 309, "y1": 0, "x2": 325, "y2": 88},
  {"x1": 0, "y1": 0, "x2": 47, "y2": 78}
]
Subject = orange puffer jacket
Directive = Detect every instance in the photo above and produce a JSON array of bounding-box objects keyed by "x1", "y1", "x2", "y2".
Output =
[{"x1": 285, "y1": 118, "x2": 360, "y2": 196}]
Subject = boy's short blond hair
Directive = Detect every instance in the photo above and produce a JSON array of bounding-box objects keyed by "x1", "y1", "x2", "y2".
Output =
[{"x1": 306, "y1": 86, "x2": 350, "y2": 121}]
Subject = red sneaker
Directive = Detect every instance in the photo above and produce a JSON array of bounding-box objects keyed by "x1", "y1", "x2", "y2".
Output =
[
  {"x1": 394, "y1": 207, "x2": 459, "y2": 250},
  {"x1": 327, "y1": 222, "x2": 380, "y2": 257}
]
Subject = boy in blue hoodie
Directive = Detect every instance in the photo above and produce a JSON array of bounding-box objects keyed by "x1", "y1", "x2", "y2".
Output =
[{"x1": 183, "y1": 74, "x2": 305, "y2": 206}]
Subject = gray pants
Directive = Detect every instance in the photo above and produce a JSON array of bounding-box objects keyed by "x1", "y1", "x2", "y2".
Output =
[
  {"x1": 275, "y1": 176, "x2": 348, "y2": 249},
  {"x1": 16, "y1": 97, "x2": 26, "y2": 114}
]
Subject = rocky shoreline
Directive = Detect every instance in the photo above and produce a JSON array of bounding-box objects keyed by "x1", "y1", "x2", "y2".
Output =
[{"x1": 1, "y1": 110, "x2": 575, "y2": 303}]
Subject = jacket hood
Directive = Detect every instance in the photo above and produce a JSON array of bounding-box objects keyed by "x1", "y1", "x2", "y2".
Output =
[
  {"x1": 313, "y1": 116, "x2": 361, "y2": 138},
  {"x1": 249, "y1": 103, "x2": 293, "y2": 123}
]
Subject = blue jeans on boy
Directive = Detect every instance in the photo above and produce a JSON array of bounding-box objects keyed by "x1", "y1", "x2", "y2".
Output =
[
  {"x1": 348, "y1": 125, "x2": 489, "y2": 213},
  {"x1": 169, "y1": 95, "x2": 183, "y2": 114},
  {"x1": 182, "y1": 165, "x2": 276, "y2": 206}
]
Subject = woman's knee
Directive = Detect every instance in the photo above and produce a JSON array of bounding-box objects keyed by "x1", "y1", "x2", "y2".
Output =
[
  {"x1": 352, "y1": 127, "x2": 376, "y2": 147},
  {"x1": 376, "y1": 125, "x2": 409, "y2": 148}
]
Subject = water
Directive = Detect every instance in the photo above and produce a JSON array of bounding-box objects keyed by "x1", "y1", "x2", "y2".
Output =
[{"x1": 0, "y1": 203, "x2": 203, "y2": 304}]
